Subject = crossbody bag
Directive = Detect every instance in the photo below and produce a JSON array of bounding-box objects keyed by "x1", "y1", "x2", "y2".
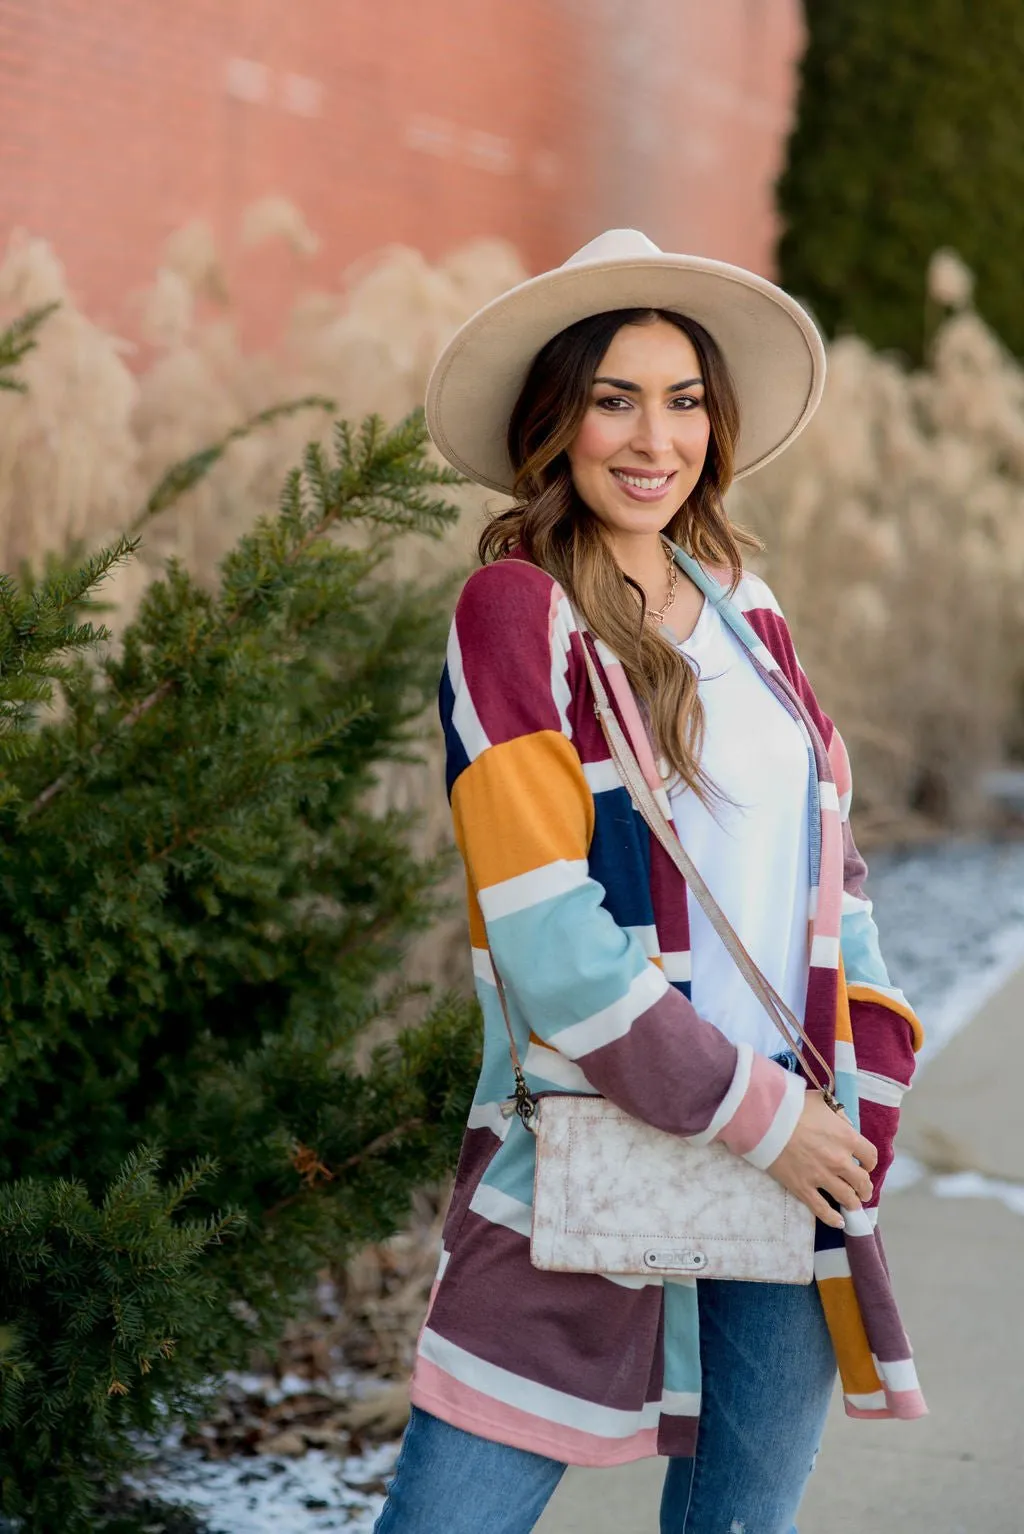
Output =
[{"x1": 492, "y1": 633, "x2": 844, "y2": 1285}]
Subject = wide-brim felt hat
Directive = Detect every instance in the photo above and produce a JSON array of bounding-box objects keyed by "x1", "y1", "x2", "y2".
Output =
[{"x1": 425, "y1": 228, "x2": 826, "y2": 493}]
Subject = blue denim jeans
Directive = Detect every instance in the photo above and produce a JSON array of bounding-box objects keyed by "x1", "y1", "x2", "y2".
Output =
[{"x1": 374, "y1": 1276, "x2": 836, "y2": 1534}]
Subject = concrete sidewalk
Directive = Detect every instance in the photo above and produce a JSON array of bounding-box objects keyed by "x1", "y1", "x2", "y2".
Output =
[{"x1": 537, "y1": 965, "x2": 1024, "y2": 1534}]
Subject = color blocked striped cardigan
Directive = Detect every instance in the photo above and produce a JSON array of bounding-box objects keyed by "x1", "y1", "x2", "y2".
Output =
[{"x1": 410, "y1": 544, "x2": 926, "y2": 1467}]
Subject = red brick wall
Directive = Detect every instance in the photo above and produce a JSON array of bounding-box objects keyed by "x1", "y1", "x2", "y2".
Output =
[{"x1": 0, "y1": 0, "x2": 803, "y2": 347}]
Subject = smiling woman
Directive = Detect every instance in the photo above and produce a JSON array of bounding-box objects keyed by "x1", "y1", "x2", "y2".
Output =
[{"x1": 377, "y1": 231, "x2": 926, "y2": 1534}]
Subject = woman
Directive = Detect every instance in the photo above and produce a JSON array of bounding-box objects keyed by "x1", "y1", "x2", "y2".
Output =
[{"x1": 374, "y1": 231, "x2": 925, "y2": 1534}]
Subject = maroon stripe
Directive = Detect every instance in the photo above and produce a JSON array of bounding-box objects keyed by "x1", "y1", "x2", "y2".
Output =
[
  {"x1": 430, "y1": 1211, "x2": 665, "y2": 1411},
  {"x1": 454, "y1": 562, "x2": 564, "y2": 745},
  {"x1": 848, "y1": 999, "x2": 917, "y2": 1086},
  {"x1": 657, "y1": 1411, "x2": 698, "y2": 1458}
]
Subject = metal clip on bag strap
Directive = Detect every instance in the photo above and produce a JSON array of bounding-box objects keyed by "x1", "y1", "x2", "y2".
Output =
[{"x1": 576, "y1": 634, "x2": 840, "y2": 1110}]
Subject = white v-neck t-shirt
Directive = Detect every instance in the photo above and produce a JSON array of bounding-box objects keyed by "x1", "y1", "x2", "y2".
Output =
[{"x1": 666, "y1": 597, "x2": 812, "y2": 1058}]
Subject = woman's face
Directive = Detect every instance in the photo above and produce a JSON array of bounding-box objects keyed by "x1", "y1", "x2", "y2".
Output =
[{"x1": 565, "y1": 319, "x2": 711, "y2": 539}]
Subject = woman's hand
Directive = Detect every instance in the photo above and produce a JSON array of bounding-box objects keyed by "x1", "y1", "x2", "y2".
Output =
[{"x1": 768, "y1": 1090, "x2": 878, "y2": 1230}]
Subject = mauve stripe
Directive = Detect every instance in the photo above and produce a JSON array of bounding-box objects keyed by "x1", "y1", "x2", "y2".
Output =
[
  {"x1": 579, "y1": 994, "x2": 739, "y2": 1137},
  {"x1": 844, "y1": 1232, "x2": 913, "y2": 1361},
  {"x1": 427, "y1": 1213, "x2": 665, "y2": 1409},
  {"x1": 410, "y1": 1360, "x2": 662, "y2": 1467}
]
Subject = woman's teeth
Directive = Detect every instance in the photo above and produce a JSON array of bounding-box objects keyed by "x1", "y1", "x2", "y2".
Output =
[{"x1": 612, "y1": 471, "x2": 670, "y2": 489}]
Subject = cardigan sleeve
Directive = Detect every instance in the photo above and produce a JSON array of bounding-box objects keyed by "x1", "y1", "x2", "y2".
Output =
[
  {"x1": 737, "y1": 573, "x2": 923, "y2": 1202},
  {"x1": 441, "y1": 559, "x2": 807, "y2": 1169}
]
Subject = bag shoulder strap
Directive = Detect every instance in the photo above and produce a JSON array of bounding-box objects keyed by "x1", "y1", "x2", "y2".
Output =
[{"x1": 491, "y1": 623, "x2": 839, "y2": 1117}]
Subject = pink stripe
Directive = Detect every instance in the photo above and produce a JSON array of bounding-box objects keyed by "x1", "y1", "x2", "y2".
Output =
[
  {"x1": 601, "y1": 656, "x2": 663, "y2": 792},
  {"x1": 717, "y1": 1052, "x2": 787, "y2": 1157},
  {"x1": 827, "y1": 729, "x2": 853, "y2": 802},
  {"x1": 844, "y1": 1387, "x2": 928, "y2": 1421},
  {"x1": 814, "y1": 807, "x2": 844, "y2": 937},
  {"x1": 410, "y1": 1360, "x2": 661, "y2": 1467}
]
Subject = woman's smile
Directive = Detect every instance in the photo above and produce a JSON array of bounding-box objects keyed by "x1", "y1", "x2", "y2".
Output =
[{"x1": 609, "y1": 467, "x2": 677, "y2": 501}]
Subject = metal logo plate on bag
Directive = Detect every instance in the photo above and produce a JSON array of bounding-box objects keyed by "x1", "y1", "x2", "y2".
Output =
[{"x1": 643, "y1": 1250, "x2": 708, "y2": 1272}]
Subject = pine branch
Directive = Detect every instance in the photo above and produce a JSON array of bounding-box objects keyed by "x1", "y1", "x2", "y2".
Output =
[
  {"x1": 0, "y1": 303, "x2": 60, "y2": 393},
  {"x1": 129, "y1": 395, "x2": 337, "y2": 531},
  {"x1": 28, "y1": 412, "x2": 460, "y2": 815}
]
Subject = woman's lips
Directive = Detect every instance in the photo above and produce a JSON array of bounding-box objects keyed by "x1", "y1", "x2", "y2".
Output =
[{"x1": 610, "y1": 468, "x2": 676, "y2": 503}]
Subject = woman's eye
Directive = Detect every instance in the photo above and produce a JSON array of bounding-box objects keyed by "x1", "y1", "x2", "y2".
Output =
[
  {"x1": 670, "y1": 395, "x2": 701, "y2": 410},
  {"x1": 595, "y1": 396, "x2": 630, "y2": 411}
]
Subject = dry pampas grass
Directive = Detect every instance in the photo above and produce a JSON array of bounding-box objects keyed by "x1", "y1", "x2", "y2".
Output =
[{"x1": 730, "y1": 307, "x2": 1024, "y2": 836}]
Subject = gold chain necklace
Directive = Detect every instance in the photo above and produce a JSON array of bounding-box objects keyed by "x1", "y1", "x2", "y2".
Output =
[{"x1": 646, "y1": 541, "x2": 678, "y2": 625}]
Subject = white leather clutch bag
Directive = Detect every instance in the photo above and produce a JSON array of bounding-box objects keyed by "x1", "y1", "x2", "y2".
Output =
[{"x1": 529, "y1": 1096, "x2": 815, "y2": 1283}]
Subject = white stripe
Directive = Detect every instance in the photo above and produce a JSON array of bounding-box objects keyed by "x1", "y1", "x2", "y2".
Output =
[
  {"x1": 467, "y1": 1101, "x2": 512, "y2": 1140},
  {"x1": 436, "y1": 1247, "x2": 451, "y2": 1282},
  {"x1": 856, "y1": 1070, "x2": 908, "y2": 1108},
  {"x1": 419, "y1": 1329, "x2": 663, "y2": 1437},
  {"x1": 846, "y1": 1388, "x2": 887, "y2": 1411},
  {"x1": 810, "y1": 934, "x2": 840, "y2": 968},
  {"x1": 743, "y1": 1069, "x2": 806, "y2": 1170},
  {"x1": 688, "y1": 1041, "x2": 754, "y2": 1147},
  {"x1": 842, "y1": 1206, "x2": 878, "y2": 1238},
  {"x1": 522, "y1": 1041, "x2": 593, "y2": 1092},
  {"x1": 472, "y1": 946, "x2": 495, "y2": 985},
  {"x1": 834, "y1": 1040, "x2": 857, "y2": 1077},
  {"x1": 872, "y1": 1355, "x2": 920, "y2": 1393},
  {"x1": 582, "y1": 757, "x2": 627, "y2": 796},
  {"x1": 661, "y1": 949, "x2": 692, "y2": 984},
  {"x1": 735, "y1": 572, "x2": 784, "y2": 616},
  {"x1": 818, "y1": 782, "x2": 839, "y2": 812},
  {"x1": 625, "y1": 923, "x2": 661, "y2": 959},
  {"x1": 838, "y1": 788, "x2": 853, "y2": 820},
  {"x1": 549, "y1": 607, "x2": 573, "y2": 740},
  {"x1": 554, "y1": 963, "x2": 670, "y2": 1059},
  {"x1": 808, "y1": 885, "x2": 819, "y2": 920},
  {"x1": 468, "y1": 1182, "x2": 532, "y2": 1237},
  {"x1": 479, "y1": 859, "x2": 589, "y2": 921},
  {"x1": 841, "y1": 890, "x2": 873, "y2": 917},
  {"x1": 814, "y1": 1247, "x2": 851, "y2": 1282},
  {"x1": 653, "y1": 786, "x2": 673, "y2": 821},
  {"x1": 447, "y1": 623, "x2": 491, "y2": 761},
  {"x1": 660, "y1": 1390, "x2": 701, "y2": 1417},
  {"x1": 749, "y1": 641, "x2": 779, "y2": 671}
]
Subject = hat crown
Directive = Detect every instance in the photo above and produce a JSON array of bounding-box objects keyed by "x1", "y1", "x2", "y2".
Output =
[{"x1": 562, "y1": 229, "x2": 664, "y2": 270}]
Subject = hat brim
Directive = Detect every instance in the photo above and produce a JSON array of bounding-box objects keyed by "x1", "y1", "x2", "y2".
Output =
[{"x1": 425, "y1": 253, "x2": 826, "y2": 492}]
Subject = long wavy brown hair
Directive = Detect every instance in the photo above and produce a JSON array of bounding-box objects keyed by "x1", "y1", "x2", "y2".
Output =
[{"x1": 478, "y1": 308, "x2": 760, "y2": 796}]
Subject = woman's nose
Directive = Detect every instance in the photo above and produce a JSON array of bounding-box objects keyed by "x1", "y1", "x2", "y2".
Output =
[{"x1": 629, "y1": 408, "x2": 672, "y2": 456}]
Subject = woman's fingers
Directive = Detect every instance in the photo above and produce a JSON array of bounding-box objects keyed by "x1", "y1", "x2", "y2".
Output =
[
  {"x1": 851, "y1": 1132, "x2": 879, "y2": 1173},
  {"x1": 806, "y1": 1189, "x2": 846, "y2": 1229}
]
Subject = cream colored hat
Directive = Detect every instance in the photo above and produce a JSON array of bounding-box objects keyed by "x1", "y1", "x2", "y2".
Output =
[{"x1": 425, "y1": 229, "x2": 826, "y2": 492}]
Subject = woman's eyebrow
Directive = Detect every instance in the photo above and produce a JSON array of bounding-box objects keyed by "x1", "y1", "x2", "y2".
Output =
[{"x1": 593, "y1": 375, "x2": 704, "y2": 392}]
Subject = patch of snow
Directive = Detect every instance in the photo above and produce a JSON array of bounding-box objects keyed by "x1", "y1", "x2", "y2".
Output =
[
  {"x1": 867, "y1": 839, "x2": 1024, "y2": 1065},
  {"x1": 132, "y1": 1436, "x2": 399, "y2": 1534},
  {"x1": 931, "y1": 1170, "x2": 1024, "y2": 1218}
]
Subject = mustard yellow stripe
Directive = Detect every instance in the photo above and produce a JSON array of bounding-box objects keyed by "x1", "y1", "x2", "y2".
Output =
[
  {"x1": 451, "y1": 731, "x2": 593, "y2": 892},
  {"x1": 835, "y1": 951, "x2": 854, "y2": 1043},
  {"x1": 817, "y1": 1276, "x2": 883, "y2": 1396},
  {"x1": 847, "y1": 984, "x2": 925, "y2": 1053}
]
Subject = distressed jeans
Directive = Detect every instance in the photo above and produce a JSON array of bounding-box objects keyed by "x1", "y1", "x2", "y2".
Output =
[{"x1": 373, "y1": 1275, "x2": 836, "y2": 1534}]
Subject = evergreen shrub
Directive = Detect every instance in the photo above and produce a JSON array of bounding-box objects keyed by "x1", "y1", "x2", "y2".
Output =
[
  {"x1": 777, "y1": 0, "x2": 1024, "y2": 361},
  {"x1": 0, "y1": 309, "x2": 479, "y2": 1529}
]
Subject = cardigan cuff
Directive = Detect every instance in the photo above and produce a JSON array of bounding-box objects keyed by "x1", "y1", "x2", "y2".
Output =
[{"x1": 715, "y1": 1049, "x2": 807, "y2": 1169}]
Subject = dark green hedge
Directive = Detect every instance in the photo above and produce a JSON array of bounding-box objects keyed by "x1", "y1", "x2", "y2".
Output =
[{"x1": 777, "y1": 0, "x2": 1024, "y2": 361}]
